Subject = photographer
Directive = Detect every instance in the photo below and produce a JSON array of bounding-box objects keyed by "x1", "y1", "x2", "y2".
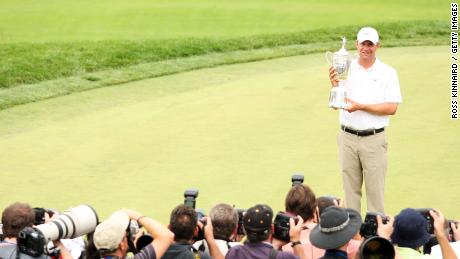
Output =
[
  {"x1": 390, "y1": 208, "x2": 456, "y2": 259},
  {"x1": 40, "y1": 208, "x2": 85, "y2": 259},
  {"x1": 225, "y1": 204, "x2": 307, "y2": 259},
  {"x1": 193, "y1": 203, "x2": 241, "y2": 256},
  {"x1": 93, "y1": 209, "x2": 174, "y2": 259},
  {"x1": 162, "y1": 204, "x2": 224, "y2": 259},
  {"x1": 0, "y1": 202, "x2": 71, "y2": 259},
  {"x1": 280, "y1": 184, "x2": 324, "y2": 259},
  {"x1": 309, "y1": 206, "x2": 362, "y2": 259}
]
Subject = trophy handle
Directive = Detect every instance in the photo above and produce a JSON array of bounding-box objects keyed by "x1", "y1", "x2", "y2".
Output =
[{"x1": 325, "y1": 51, "x2": 333, "y2": 66}]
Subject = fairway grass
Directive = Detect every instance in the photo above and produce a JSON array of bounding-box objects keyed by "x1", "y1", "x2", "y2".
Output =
[
  {"x1": 0, "y1": 46, "x2": 457, "y2": 221},
  {"x1": 0, "y1": 0, "x2": 446, "y2": 43}
]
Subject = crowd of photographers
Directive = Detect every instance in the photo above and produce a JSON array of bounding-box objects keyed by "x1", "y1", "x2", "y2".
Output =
[{"x1": 1, "y1": 175, "x2": 459, "y2": 259}]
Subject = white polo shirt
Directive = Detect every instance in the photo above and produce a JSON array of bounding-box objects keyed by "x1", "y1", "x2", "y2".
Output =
[{"x1": 340, "y1": 58, "x2": 402, "y2": 130}]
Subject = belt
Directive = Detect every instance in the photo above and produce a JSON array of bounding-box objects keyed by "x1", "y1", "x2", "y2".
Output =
[{"x1": 341, "y1": 125, "x2": 384, "y2": 137}]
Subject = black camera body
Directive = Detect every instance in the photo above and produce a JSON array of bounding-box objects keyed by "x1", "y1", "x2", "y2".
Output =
[
  {"x1": 415, "y1": 208, "x2": 435, "y2": 234},
  {"x1": 17, "y1": 227, "x2": 48, "y2": 257},
  {"x1": 236, "y1": 209, "x2": 246, "y2": 235},
  {"x1": 360, "y1": 212, "x2": 389, "y2": 239},
  {"x1": 273, "y1": 212, "x2": 299, "y2": 242},
  {"x1": 291, "y1": 174, "x2": 304, "y2": 186}
]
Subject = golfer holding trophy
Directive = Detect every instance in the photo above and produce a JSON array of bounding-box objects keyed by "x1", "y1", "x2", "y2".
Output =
[{"x1": 328, "y1": 27, "x2": 402, "y2": 213}]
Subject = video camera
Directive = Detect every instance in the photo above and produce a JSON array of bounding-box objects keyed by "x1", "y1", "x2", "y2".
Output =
[
  {"x1": 273, "y1": 212, "x2": 299, "y2": 242},
  {"x1": 17, "y1": 205, "x2": 99, "y2": 257},
  {"x1": 360, "y1": 212, "x2": 389, "y2": 239},
  {"x1": 291, "y1": 174, "x2": 304, "y2": 186},
  {"x1": 183, "y1": 189, "x2": 206, "y2": 240}
]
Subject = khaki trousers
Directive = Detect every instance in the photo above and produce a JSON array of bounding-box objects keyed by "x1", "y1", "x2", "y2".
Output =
[{"x1": 338, "y1": 130, "x2": 387, "y2": 213}]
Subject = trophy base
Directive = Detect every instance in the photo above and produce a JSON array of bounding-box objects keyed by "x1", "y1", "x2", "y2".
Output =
[
  {"x1": 328, "y1": 85, "x2": 347, "y2": 109},
  {"x1": 328, "y1": 102, "x2": 347, "y2": 109}
]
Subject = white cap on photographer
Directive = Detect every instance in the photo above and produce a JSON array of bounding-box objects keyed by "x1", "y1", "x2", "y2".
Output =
[
  {"x1": 93, "y1": 211, "x2": 129, "y2": 251},
  {"x1": 357, "y1": 27, "x2": 379, "y2": 44}
]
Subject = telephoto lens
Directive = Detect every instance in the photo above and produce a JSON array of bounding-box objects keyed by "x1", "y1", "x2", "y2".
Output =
[{"x1": 18, "y1": 205, "x2": 99, "y2": 257}]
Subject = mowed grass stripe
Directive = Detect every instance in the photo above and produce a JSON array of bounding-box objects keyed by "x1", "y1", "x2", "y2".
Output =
[
  {"x1": 0, "y1": 46, "x2": 458, "y2": 221},
  {"x1": 0, "y1": 20, "x2": 447, "y2": 89}
]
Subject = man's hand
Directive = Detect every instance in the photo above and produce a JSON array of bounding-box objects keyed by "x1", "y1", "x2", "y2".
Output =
[
  {"x1": 202, "y1": 217, "x2": 224, "y2": 259},
  {"x1": 451, "y1": 221, "x2": 460, "y2": 241},
  {"x1": 202, "y1": 217, "x2": 213, "y2": 241},
  {"x1": 289, "y1": 216, "x2": 307, "y2": 259},
  {"x1": 329, "y1": 66, "x2": 339, "y2": 87},
  {"x1": 52, "y1": 240, "x2": 72, "y2": 259},
  {"x1": 430, "y1": 209, "x2": 457, "y2": 259},
  {"x1": 121, "y1": 208, "x2": 142, "y2": 221},
  {"x1": 377, "y1": 215, "x2": 394, "y2": 240},
  {"x1": 345, "y1": 98, "x2": 398, "y2": 115},
  {"x1": 430, "y1": 209, "x2": 446, "y2": 238},
  {"x1": 345, "y1": 98, "x2": 362, "y2": 113},
  {"x1": 289, "y1": 216, "x2": 304, "y2": 243}
]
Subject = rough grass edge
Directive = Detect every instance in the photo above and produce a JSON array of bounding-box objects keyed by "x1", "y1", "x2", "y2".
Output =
[{"x1": 0, "y1": 37, "x2": 446, "y2": 111}]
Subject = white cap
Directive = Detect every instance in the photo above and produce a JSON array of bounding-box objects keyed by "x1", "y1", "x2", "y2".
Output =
[
  {"x1": 357, "y1": 27, "x2": 379, "y2": 44},
  {"x1": 93, "y1": 211, "x2": 129, "y2": 251}
]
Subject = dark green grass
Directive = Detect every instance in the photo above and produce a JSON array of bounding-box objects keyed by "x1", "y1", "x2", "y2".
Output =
[{"x1": 0, "y1": 20, "x2": 447, "y2": 89}]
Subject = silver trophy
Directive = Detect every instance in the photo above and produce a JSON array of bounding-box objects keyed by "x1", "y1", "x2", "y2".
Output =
[{"x1": 326, "y1": 37, "x2": 353, "y2": 109}]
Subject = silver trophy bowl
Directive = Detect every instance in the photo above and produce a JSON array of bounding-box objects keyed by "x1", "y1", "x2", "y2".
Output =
[{"x1": 326, "y1": 37, "x2": 354, "y2": 109}]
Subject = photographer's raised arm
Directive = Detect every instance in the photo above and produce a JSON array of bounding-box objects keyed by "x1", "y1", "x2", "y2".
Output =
[
  {"x1": 203, "y1": 217, "x2": 224, "y2": 259},
  {"x1": 122, "y1": 209, "x2": 174, "y2": 258},
  {"x1": 289, "y1": 216, "x2": 307, "y2": 259},
  {"x1": 430, "y1": 209, "x2": 456, "y2": 259}
]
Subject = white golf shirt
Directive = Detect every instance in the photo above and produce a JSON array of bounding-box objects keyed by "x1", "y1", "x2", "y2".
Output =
[{"x1": 340, "y1": 58, "x2": 402, "y2": 130}]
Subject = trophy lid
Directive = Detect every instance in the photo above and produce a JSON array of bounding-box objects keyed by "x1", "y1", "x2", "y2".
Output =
[{"x1": 335, "y1": 37, "x2": 348, "y2": 55}]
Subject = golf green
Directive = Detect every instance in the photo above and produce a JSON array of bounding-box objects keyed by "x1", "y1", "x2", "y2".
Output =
[{"x1": 0, "y1": 46, "x2": 457, "y2": 221}]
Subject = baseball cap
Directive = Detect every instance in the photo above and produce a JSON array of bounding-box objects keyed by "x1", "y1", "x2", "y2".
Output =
[
  {"x1": 357, "y1": 27, "x2": 379, "y2": 44},
  {"x1": 93, "y1": 211, "x2": 130, "y2": 251},
  {"x1": 243, "y1": 204, "x2": 273, "y2": 234}
]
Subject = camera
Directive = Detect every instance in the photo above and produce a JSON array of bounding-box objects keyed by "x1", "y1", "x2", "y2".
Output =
[
  {"x1": 184, "y1": 189, "x2": 199, "y2": 209},
  {"x1": 183, "y1": 189, "x2": 206, "y2": 241},
  {"x1": 273, "y1": 212, "x2": 299, "y2": 242},
  {"x1": 415, "y1": 208, "x2": 434, "y2": 234},
  {"x1": 360, "y1": 212, "x2": 389, "y2": 239},
  {"x1": 18, "y1": 205, "x2": 99, "y2": 257},
  {"x1": 236, "y1": 209, "x2": 246, "y2": 235},
  {"x1": 291, "y1": 174, "x2": 304, "y2": 186}
]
